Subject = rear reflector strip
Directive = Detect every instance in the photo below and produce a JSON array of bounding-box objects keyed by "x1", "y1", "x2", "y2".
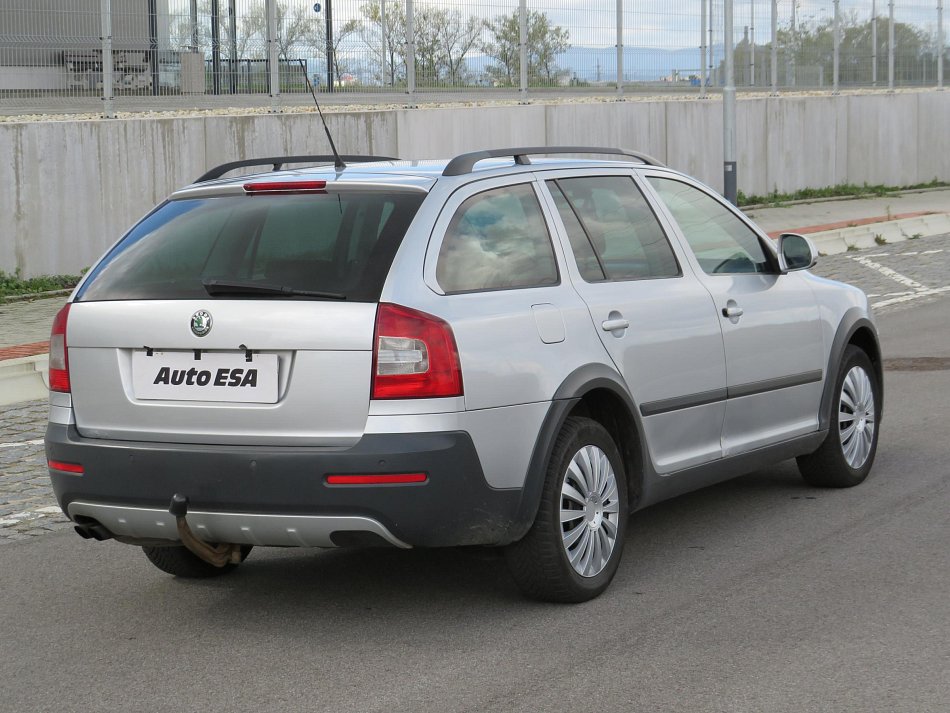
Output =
[
  {"x1": 243, "y1": 180, "x2": 328, "y2": 194},
  {"x1": 326, "y1": 473, "x2": 427, "y2": 485},
  {"x1": 48, "y1": 460, "x2": 84, "y2": 474}
]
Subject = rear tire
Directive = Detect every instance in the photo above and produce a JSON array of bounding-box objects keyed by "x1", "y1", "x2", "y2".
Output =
[
  {"x1": 505, "y1": 416, "x2": 628, "y2": 603},
  {"x1": 797, "y1": 345, "x2": 880, "y2": 488},
  {"x1": 142, "y1": 544, "x2": 252, "y2": 578}
]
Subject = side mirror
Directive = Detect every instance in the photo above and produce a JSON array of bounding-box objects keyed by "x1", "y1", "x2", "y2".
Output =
[{"x1": 777, "y1": 233, "x2": 817, "y2": 273}]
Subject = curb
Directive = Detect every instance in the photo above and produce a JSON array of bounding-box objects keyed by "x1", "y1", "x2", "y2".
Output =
[
  {"x1": 1, "y1": 289, "x2": 72, "y2": 304},
  {"x1": 0, "y1": 353, "x2": 49, "y2": 407},
  {"x1": 741, "y1": 186, "x2": 950, "y2": 212},
  {"x1": 801, "y1": 213, "x2": 950, "y2": 255}
]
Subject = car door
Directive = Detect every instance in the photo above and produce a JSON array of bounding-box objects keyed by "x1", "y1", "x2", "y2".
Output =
[
  {"x1": 538, "y1": 170, "x2": 728, "y2": 475},
  {"x1": 643, "y1": 173, "x2": 824, "y2": 456}
]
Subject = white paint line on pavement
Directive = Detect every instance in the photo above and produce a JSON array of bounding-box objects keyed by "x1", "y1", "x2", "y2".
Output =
[
  {"x1": 0, "y1": 439, "x2": 44, "y2": 449},
  {"x1": 0, "y1": 506, "x2": 62, "y2": 527},
  {"x1": 850, "y1": 255, "x2": 929, "y2": 291},
  {"x1": 903, "y1": 251, "x2": 919, "y2": 256},
  {"x1": 864, "y1": 253, "x2": 890, "y2": 258},
  {"x1": 921, "y1": 249, "x2": 944, "y2": 255},
  {"x1": 881, "y1": 291, "x2": 916, "y2": 298},
  {"x1": 872, "y1": 285, "x2": 950, "y2": 309}
]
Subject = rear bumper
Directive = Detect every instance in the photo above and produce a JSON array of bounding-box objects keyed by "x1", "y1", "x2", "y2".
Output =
[{"x1": 45, "y1": 423, "x2": 524, "y2": 548}]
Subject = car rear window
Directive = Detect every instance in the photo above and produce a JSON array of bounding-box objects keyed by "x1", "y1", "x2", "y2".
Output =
[{"x1": 76, "y1": 191, "x2": 424, "y2": 302}]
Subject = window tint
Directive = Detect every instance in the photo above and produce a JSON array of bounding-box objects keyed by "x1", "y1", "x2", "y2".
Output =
[
  {"x1": 551, "y1": 176, "x2": 679, "y2": 281},
  {"x1": 77, "y1": 192, "x2": 424, "y2": 302},
  {"x1": 648, "y1": 177, "x2": 772, "y2": 274},
  {"x1": 436, "y1": 183, "x2": 558, "y2": 293}
]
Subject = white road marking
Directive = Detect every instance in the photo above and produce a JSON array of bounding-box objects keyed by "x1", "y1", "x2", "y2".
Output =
[
  {"x1": 0, "y1": 439, "x2": 44, "y2": 449},
  {"x1": 864, "y1": 253, "x2": 890, "y2": 258},
  {"x1": 0, "y1": 506, "x2": 62, "y2": 527},
  {"x1": 921, "y1": 249, "x2": 944, "y2": 255},
  {"x1": 903, "y1": 251, "x2": 919, "y2": 256},
  {"x1": 881, "y1": 291, "x2": 916, "y2": 298},
  {"x1": 872, "y1": 286, "x2": 950, "y2": 309},
  {"x1": 851, "y1": 255, "x2": 929, "y2": 290}
]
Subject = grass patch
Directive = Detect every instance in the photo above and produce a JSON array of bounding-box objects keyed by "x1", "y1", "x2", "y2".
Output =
[
  {"x1": 0, "y1": 268, "x2": 81, "y2": 298},
  {"x1": 738, "y1": 179, "x2": 950, "y2": 207}
]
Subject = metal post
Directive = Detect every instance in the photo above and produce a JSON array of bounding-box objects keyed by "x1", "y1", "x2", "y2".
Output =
[
  {"x1": 616, "y1": 0, "x2": 624, "y2": 98},
  {"x1": 724, "y1": 0, "x2": 737, "y2": 204},
  {"x1": 211, "y1": 0, "x2": 221, "y2": 95},
  {"x1": 888, "y1": 0, "x2": 895, "y2": 91},
  {"x1": 700, "y1": 0, "x2": 707, "y2": 98},
  {"x1": 100, "y1": 0, "x2": 115, "y2": 117},
  {"x1": 833, "y1": 0, "x2": 840, "y2": 94},
  {"x1": 228, "y1": 0, "x2": 237, "y2": 94},
  {"x1": 872, "y1": 0, "x2": 877, "y2": 87},
  {"x1": 709, "y1": 0, "x2": 715, "y2": 85},
  {"x1": 190, "y1": 0, "x2": 199, "y2": 51},
  {"x1": 938, "y1": 0, "x2": 945, "y2": 89},
  {"x1": 406, "y1": 0, "x2": 416, "y2": 106},
  {"x1": 380, "y1": 0, "x2": 388, "y2": 86},
  {"x1": 750, "y1": 0, "x2": 755, "y2": 87},
  {"x1": 266, "y1": 0, "x2": 279, "y2": 112},
  {"x1": 147, "y1": 0, "x2": 159, "y2": 96},
  {"x1": 770, "y1": 0, "x2": 777, "y2": 94},
  {"x1": 326, "y1": 0, "x2": 334, "y2": 92},
  {"x1": 519, "y1": 0, "x2": 528, "y2": 103},
  {"x1": 789, "y1": 0, "x2": 796, "y2": 86}
]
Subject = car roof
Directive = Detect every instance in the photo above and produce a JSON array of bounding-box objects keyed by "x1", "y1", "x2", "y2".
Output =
[{"x1": 173, "y1": 156, "x2": 669, "y2": 200}]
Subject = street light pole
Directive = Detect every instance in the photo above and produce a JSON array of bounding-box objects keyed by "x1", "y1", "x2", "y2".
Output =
[{"x1": 724, "y1": 0, "x2": 737, "y2": 204}]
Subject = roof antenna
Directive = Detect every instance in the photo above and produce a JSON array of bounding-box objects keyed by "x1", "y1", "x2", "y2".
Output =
[{"x1": 297, "y1": 58, "x2": 345, "y2": 170}]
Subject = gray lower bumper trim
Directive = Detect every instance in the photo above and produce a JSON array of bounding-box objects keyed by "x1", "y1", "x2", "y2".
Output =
[{"x1": 67, "y1": 501, "x2": 411, "y2": 549}]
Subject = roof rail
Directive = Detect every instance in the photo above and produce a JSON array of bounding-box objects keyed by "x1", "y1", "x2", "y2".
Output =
[
  {"x1": 195, "y1": 154, "x2": 399, "y2": 183},
  {"x1": 441, "y1": 146, "x2": 665, "y2": 177}
]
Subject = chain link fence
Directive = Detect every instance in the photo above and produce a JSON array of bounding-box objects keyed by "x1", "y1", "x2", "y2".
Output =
[{"x1": 1, "y1": 0, "x2": 947, "y2": 114}]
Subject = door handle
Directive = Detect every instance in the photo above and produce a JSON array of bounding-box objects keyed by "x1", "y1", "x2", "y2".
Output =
[
  {"x1": 722, "y1": 303, "x2": 744, "y2": 319},
  {"x1": 601, "y1": 318, "x2": 630, "y2": 332}
]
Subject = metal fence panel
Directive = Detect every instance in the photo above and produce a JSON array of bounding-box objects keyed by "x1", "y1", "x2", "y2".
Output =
[{"x1": 1, "y1": 0, "x2": 948, "y2": 115}]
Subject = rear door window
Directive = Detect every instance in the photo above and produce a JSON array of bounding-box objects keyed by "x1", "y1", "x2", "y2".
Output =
[
  {"x1": 76, "y1": 191, "x2": 424, "y2": 302},
  {"x1": 548, "y1": 176, "x2": 680, "y2": 281}
]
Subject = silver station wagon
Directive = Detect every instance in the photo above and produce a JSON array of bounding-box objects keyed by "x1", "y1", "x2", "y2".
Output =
[{"x1": 45, "y1": 147, "x2": 882, "y2": 602}]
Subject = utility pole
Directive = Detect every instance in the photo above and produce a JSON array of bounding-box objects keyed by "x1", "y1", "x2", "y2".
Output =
[
  {"x1": 211, "y1": 0, "x2": 221, "y2": 95},
  {"x1": 724, "y1": 0, "x2": 737, "y2": 204},
  {"x1": 406, "y1": 0, "x2": 416, "y2": 106}
]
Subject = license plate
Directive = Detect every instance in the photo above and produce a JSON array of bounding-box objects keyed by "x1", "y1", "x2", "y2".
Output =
[{"x1": 132, "y1": 350, "x2": 279, "y2": 403}]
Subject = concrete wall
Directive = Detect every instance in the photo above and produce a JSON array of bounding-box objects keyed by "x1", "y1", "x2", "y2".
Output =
[{"x1": 2, "y1": 91, "x2": 948, "y2": 277}]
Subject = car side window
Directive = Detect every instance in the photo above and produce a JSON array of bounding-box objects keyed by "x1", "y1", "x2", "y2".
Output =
[
  {"x1": 437, "y1": 183, "x2": 559, "y2": 293},
  {"x1": 548, "y1": 176, "x2": 680, "y2": 281},
  {"x1": 648, "y1": 177, "x2": 773, "y2": 274}
]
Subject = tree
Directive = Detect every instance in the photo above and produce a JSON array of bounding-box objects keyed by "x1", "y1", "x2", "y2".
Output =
[
  {"x1": 357, "y1": 0, "x2": 408, "y2": 86},
  {"x1": 482, "y1": 10, "x2": 570, "y2": 87}
]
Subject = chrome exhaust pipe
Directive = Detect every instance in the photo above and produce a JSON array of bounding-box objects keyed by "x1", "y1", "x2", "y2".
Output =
[{"x1": 169, "y1": 494, "x2": 243, "y2": 567}]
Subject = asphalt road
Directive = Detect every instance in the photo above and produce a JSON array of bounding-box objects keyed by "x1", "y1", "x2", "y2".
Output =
[{"x1": 2, "y1": 301, "x2": 949, "y2": 713}]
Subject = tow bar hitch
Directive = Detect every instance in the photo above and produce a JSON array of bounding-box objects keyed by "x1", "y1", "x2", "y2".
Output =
[{"x1": 169, "y1": 494, "x2": 243, "y2": 567}]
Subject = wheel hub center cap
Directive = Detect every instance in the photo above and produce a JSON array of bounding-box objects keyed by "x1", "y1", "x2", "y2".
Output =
[{"x1": 585, "y1": 496, "x2": 603, "y2": 529}]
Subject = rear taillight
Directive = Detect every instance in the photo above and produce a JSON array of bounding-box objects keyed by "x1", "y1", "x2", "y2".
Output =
[
  {"x1": 371, "y1": 303, "x2": 463, "y2": 400},
  {"x1": 49, "y1": 304, "x2": 71, "y2": 393}
]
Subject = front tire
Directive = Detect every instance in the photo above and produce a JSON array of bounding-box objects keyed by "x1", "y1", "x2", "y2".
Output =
[
  {"x1": 142, "y1": 544, "x2": 252, "y2": 578},
  {"x1": 797, "y1": 345, "x2": 880, "y2": 488},
  {"x1": 505, "y1": 417, "x2": 628, "y2": 603}
]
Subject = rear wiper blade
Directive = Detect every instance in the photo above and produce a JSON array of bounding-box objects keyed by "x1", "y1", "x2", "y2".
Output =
[{"x1": 202, "y1": 279, "x2": 346, "y2": 300}]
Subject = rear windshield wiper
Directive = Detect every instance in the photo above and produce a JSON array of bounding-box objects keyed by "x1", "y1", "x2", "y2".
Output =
[{"x1": 202, "y1": 279, "x2": 347, "y2": 300}]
